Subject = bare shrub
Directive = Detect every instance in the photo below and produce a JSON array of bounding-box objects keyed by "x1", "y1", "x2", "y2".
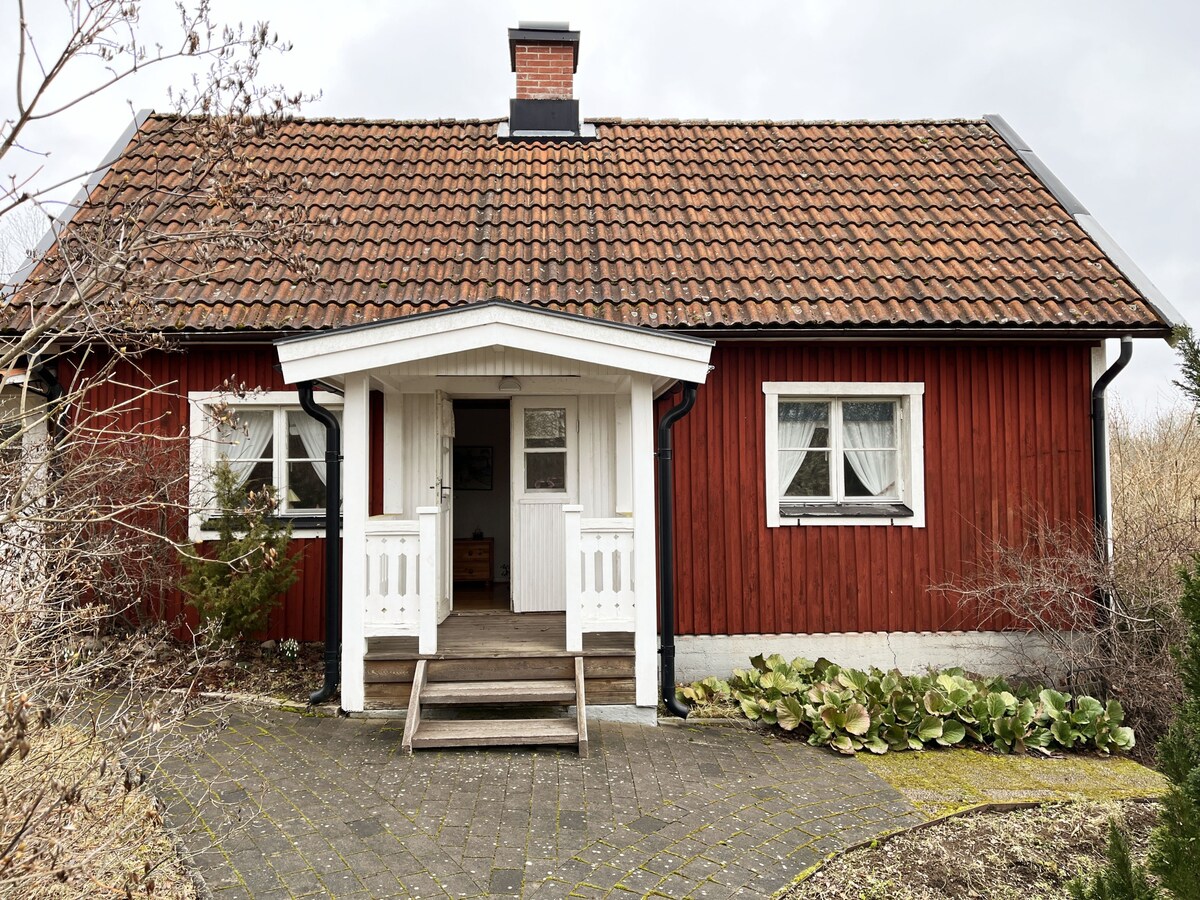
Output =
[
  {"x1": 941, "y1": 403, "x2": 1200, "y2": 757},
  {"x1": 1, "y1": 1, "x2": 316, "y2": 892}
]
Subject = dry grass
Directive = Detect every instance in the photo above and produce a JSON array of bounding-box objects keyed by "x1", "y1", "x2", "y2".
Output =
[
  {"x1": 1110, "y1": 403, "x2": 1200, "y2": 602},
  {"x1": 3, "y1": 726, "x2": 195, "y2": 899},
  {"x1": 1105, "y1": 404, "x2": 1200, "y2": 749},
  {"x1": 780, "y1": 800, "x2": 1158, "y2": 900}
]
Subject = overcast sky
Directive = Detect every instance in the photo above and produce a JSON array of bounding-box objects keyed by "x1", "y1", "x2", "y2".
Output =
[{"x1": 2, "y1": 1, "x2": 1196, "y2": 414}]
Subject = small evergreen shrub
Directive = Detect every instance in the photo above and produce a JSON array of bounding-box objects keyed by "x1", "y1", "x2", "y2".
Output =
[
  {"x1": 678, "y1": 656, "x2": 1134, "y2": 756},
  {"x1": 1147, "y1": 556, "x2": 1200, "y2": 897},
  {"x1": 180, "y1": 460, "x2": 298, "y2": 641},
  {"x1": 1068, "y1": 821, "x2": 1160, "y2": 900}
]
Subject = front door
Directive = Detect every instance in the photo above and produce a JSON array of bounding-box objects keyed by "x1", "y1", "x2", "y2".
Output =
[{"x1": 510, "y1": 397, "x2": 577, "y2": 612}]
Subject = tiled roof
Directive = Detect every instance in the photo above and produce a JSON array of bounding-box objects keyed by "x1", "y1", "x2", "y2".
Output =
[{"x1": 4, "y1": 115, "x2": 1169, "y2": 333}]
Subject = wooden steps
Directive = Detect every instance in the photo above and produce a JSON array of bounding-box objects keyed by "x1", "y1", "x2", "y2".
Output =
[
  {"x1": 401, "y1": 657, "x2": 589, "y2": 756},
  {"x1": 410, "y1": 718, "x2": 578, "y2": 748},
  {"x1": 421, "y1": 679, "x2": 577, "y2": 705}
]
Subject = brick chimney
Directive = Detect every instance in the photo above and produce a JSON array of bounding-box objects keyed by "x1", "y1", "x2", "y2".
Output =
[{"x1": 507, "y1": 22, "x2": 582, "y2": 136}]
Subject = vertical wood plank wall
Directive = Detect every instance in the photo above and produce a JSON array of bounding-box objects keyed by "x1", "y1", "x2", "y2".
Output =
[
  {"x1": 667, "y1": 341, "x2": 1098, "y2": 636},
  {"x1": 73, "y1": 337, "x2": 1097, "y2": 642},
  {"x1": 72, "y1": 342, "x2": 383, "y2": 642}
]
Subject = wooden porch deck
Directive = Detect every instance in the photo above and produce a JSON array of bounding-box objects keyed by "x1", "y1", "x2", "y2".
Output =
[{"x1": 364, "y1": 611, "x2": 635, "y2": 660}]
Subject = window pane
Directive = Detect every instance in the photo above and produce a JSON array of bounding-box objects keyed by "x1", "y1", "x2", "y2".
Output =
[
  {"x1": 217, "y1": 409, "x2": 274, "y2": 460},
  {"x1": 782, "y1": 450, "x2": 830, "y2": 498},
  {"x1": 779, "y1": 401, "x2": 829, "y2": 448},
  {"x1": 287, "y1": 460, "x2": 327, "y2": 511},
  {"x1": 526, "y1": 451, "x2": 566, "y2": 491},
  {"x1": 524, "y1": 408, "x2": 566, "y2": 449},
  {"x1": 842, "y1": 401, "x2": 896, "y2": 449},
  {"x1": 240, "y1": 459, "x2": 275, "y2": 499},
  {"x1": 287, "y1": 410, "x2": 338, "y2": 460},
  {"x1": 843, "y1": 450, "x2": 899, "y2": 498}
]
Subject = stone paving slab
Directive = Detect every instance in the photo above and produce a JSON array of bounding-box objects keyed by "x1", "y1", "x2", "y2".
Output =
[{"x1": 159, "y1": 707, "x2": 924, "y2": 898}]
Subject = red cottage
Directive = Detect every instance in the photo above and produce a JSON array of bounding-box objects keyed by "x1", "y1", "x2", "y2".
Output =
[{"x1": 2, "y1": 22, "x2": 1178, "y2": 749}]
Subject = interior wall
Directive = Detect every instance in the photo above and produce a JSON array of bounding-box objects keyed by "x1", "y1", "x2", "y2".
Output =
[{"x1": 453, "y1": 404, "x2": 511, "y2": 581}]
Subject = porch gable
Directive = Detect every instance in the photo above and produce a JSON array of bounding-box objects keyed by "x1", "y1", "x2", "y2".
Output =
[{"x1": 275, "y1": 301, "x2": 714, "y2": 387}]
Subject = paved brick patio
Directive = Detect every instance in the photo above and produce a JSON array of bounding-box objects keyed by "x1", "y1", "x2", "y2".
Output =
[{"x1": 160, "y1": 707, "x2": 924, "y2": 899}]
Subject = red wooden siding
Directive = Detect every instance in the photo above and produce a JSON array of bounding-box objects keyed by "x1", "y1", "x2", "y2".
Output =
[
  {"x1": 71, "y1": 343, "x2": 380, "y2": 642},
  {"x1": 668, "y1": 341, "x2": 1097, "y2": 636}
]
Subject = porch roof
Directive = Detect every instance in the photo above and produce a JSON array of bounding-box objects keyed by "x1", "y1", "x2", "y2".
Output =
[{"x1": 274, "y1": 300, "x2": 714, "y2": 385}]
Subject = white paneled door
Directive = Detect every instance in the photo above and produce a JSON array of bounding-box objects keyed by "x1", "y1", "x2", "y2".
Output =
[{"x1": 511, "y1": 397, "x2": 577, "y2": 612}]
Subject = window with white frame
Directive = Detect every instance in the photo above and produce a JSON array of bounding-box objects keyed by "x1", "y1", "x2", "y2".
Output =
[
  {"x1": 762, "y1": 382, "x2": 925, "y2": 527},
  {"x1": 190, "y1": 393, "x2": 342, "y2": 534}
]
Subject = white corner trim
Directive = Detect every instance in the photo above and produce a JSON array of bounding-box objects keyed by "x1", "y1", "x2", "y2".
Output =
[{"x1": 762, "y1": 381, "x2": 925, "y2": 529}]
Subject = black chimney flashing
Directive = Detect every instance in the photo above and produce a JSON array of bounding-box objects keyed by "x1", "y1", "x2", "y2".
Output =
[
  {"x1": 508, "y1": 98, "x2": 580, "y2": 135},
  {"x1": 508, "y1": 22, "x2": 580, "y2": 72}
]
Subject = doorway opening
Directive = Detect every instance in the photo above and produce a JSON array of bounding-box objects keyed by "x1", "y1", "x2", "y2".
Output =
[{"x1": 451, "y1": 399, "x2": 511, "y2": 612}]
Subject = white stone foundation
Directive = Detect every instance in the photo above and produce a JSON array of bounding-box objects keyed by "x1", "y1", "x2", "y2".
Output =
[
  {"x1": 579, "y1": 704, "x2": 658, "y2": 726},
  {"x1": 674, "y1": 631, "x2": 1059, "y2": 681}
]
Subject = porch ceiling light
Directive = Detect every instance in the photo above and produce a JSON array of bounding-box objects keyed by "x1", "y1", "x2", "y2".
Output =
[{"x1": 498, "y1": 375, "x2": 522, "y2": 393}]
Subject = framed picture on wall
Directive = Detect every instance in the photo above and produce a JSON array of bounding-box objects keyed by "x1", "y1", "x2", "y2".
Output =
[{"x1": 454, "y1": 445, "x2": 493, "y2": 491}]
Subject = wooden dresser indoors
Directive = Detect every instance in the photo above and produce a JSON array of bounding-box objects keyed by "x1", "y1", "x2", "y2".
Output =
[{"x1": 453, "y1": 538, "x2": 494, "y2": 585}]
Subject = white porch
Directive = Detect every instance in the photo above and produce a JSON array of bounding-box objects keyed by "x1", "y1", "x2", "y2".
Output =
[{"x1": 276, "y1": 303, "x2": 712, "y2": 716}]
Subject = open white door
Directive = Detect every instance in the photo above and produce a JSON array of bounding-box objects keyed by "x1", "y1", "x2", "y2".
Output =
[
  {"x1": 435, "y1": 390, "x2": 454, "y2": 619},
  {"x1": 510, "y1": 397, "x2": 577, "y2": 612}
]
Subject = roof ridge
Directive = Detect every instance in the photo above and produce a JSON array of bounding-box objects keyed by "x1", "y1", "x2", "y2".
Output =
[{"x1": 139, "y1": 111, "x2": 990, "y2": 129}]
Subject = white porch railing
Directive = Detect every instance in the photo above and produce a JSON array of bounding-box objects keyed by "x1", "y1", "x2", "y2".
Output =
[
  {"x1": 564, "y1": 506, "x2": 636, "y2": 652},
  {"x1": 363, "y1": 507, "x2": 445, "y2": 653}
]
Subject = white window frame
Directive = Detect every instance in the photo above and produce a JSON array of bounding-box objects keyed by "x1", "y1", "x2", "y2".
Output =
[
  {"x1": 763, "y1": 382, "x2": 925, "y2": 528},
  {"x1": 510, "y1": 396, "x2": 578, "y2": 503},
  {"x1": 188, "y1": 390, "x2": 343, "y2": 540}
]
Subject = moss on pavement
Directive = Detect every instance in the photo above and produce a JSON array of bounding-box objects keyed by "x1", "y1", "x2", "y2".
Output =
[{"x1": 859, "y1": 747, "x2": 1167, "y2": 818}]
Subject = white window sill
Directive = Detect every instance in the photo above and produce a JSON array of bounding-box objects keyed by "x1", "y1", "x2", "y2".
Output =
[
  {"x1": 775, "y1": 515, "x2": 925, "y2": 528},
  {"x1": 193, "y1": 528, "x2": 331, "y2": 541}
]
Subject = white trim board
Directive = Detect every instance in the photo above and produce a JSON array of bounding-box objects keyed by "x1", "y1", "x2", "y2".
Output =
[
  {"x1": 187, "y1": 389, "x2": 342, "y2": 541},
  {"x1": 276, "y1": 303, "x2": 714, "y2": 385},
  {"x1": 762, "y1": 381, "x2": 925, "y2": 528}
]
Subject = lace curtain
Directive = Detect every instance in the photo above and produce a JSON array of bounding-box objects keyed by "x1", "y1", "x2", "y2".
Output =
[
  {"x1": 843, "y1": 406, "x2": 896, "y2": 497},
  {"x1": 778, "y1": 404, "x2": 820, "y2": 496},
  {"x1": 218, "y1": 412, "x2": 272, "y2": 488},
  {"x1": 291, "y1": 412, "x2": 329, "y2": 484}
]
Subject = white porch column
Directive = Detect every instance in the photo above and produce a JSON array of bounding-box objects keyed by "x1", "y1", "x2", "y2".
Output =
[
  {"x1": 340, "y1": 373, "x2": 370, "y2": 712},
  {"x1": 563, "y1": 505, "x2": 584, "y2": 652},
  {"x1": 630, "y1": 376, "x2": 658, "y2": 708}
]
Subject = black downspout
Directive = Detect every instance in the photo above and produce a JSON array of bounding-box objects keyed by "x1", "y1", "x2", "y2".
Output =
[
  {"x1": 298, "y1": 381, "x2": 342, "y2": 706},
  {"x1": 34, "y1": 365, "x2": 66, "y2": 442},
  {"x1": 658, "y1": 382, "x2": 698, "y2": 719},
  {"x1": 1091, "y1": 336, "x2": 1133, "y2": 620},
  {"x1": 1091, "y1": 337, "x2": 1133, "y2": 561}
]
